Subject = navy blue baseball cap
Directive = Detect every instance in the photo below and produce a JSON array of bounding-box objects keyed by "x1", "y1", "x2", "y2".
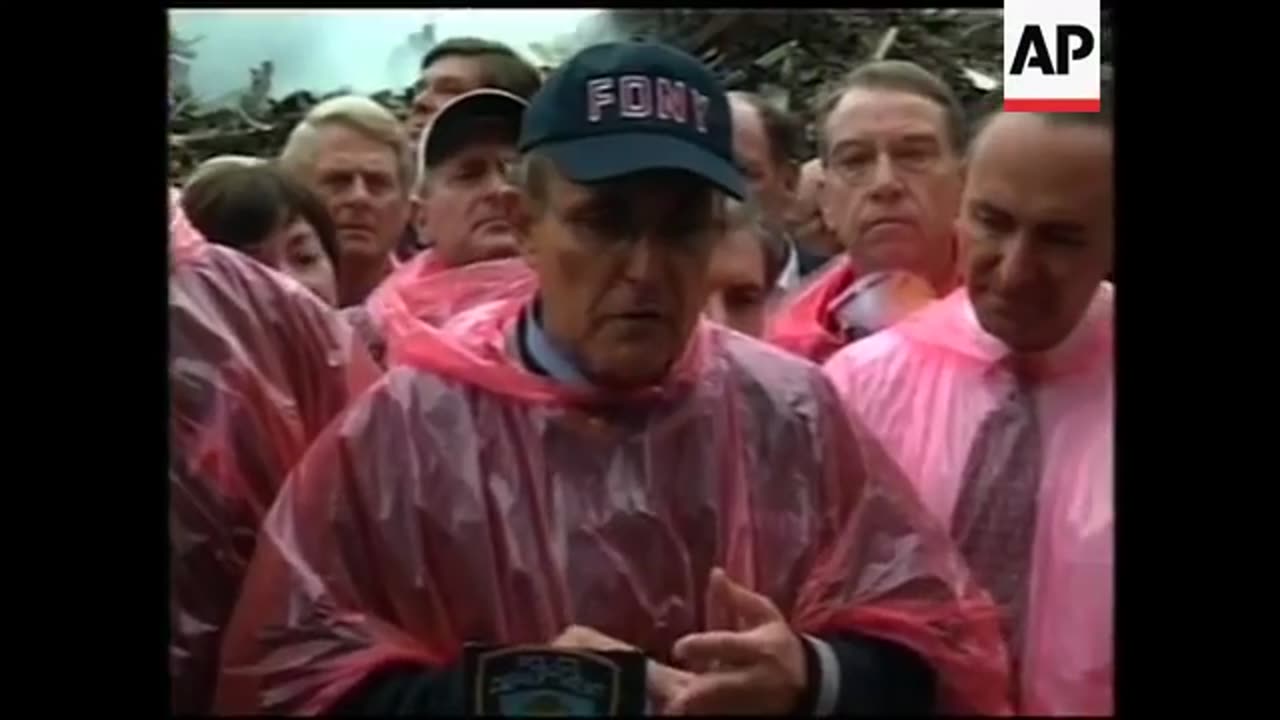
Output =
[
  {"x1": 518, "y1": 41, "x2": 746, "y2": 199},
  {"x1": 418, "y1": 89, "x2": 527, "y2": 171}
]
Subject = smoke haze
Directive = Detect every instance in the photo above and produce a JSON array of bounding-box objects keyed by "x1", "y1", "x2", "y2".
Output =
[{"x1": 170, "y1": 9, "x2": 609, "y2": 101}]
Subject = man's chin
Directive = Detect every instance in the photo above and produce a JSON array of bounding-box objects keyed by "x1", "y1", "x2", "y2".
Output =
[
  {"x1": 590, "y1": 360, "x2": 673, "y2": 391},
  {"x1": 469, "y1": 236, "x2": 522, "y2": 264},
  {"x1": 974, "y1": 303, "x2": 1061, "y2": 353},
  {"x1": 339, "y1": 235, "x2": 392, "y2": 261}
]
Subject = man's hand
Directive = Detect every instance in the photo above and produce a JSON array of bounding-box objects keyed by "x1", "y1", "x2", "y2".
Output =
[
  {"x1": 551, "y1": 625, "x2": 634, "y2": 653},
  {"x1": 667, "y1": 568, "x2": 808, "y2": 715},
  {"x1": 551, "y1": 625, "x2": 694, "y2": 711}
]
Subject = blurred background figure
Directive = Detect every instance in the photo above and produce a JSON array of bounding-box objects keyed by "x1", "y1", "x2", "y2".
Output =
[
  {"x1": 726, "y1": 91, "x2": 830, "y2": 291},
  {"x1": 181, "y1": 162, "x2": 339, "y2": 305},
  {"x1": 705, "y1": 197, "x2": 789, "y2": 337},
  {"x1": 406, "y1": 37, "x2": 543, "y2": 146},
  {"x1": 280, "y1": 95, "x2": 413, "y2": 307},
  {"x1": 786, "y1": 158, "x2": 841, "y2": 267},
  {"x1": 183, "y1": 154, "x2": 265, "y2": 188}
]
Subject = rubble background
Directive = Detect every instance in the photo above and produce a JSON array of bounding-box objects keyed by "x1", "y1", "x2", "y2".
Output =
[{"x1": 168, "y1": 9, "x2": 1113, "y2": 183}]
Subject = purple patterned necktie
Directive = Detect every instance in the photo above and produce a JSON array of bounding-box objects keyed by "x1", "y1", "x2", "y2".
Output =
[{"x1": 950, "y1": 376, "x2": 1043, "y2": 687}]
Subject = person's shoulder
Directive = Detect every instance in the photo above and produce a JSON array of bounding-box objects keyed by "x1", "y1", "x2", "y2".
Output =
[
  {"x1": 714, "y1": 326, "x2": 836, "y2": 412},
  {"x1": 719, "y1": 325, "x2": 824, "y2": 376}
]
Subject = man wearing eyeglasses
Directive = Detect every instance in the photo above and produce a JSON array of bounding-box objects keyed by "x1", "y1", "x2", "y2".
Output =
[{"x1": 765, "y1": 61, "x2": 965, "y2": 364}]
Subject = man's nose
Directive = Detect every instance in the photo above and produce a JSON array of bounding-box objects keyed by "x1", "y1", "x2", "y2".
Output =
[
  {"x1": 868, "y1": 153, "x2": 904, "y2": 201},
  {"x1": 343, "y1": 175, "x2": 372, "y2": 203},
  {"x1": 620, "y1": 234, "x2": 660, "y2": 282},
  {"x1": 995, "y1": 234, "x2": 1038, "y2": 290}
]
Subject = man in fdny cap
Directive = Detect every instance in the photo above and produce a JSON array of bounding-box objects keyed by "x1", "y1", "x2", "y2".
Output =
[
  {"x1": 510, "y1": 41, "x2": 746, "y2": 389},
  {"x1": 215, "y1": 41, "x2": 1006, "y2": 717}
]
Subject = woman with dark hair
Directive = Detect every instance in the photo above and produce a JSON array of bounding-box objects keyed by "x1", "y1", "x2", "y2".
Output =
[{"x1": 181, "y1": 162, "x2": 340, "y2": 305}]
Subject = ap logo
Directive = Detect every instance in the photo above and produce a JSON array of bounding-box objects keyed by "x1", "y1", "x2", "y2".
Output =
[{"x1": 1003, "y1": 0, "x2": 1102, "y2": 112}]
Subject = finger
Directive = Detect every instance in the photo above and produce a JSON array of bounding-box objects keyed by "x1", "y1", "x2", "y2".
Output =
[
  {"x1": 551, "y1": 624, "x2": 592, "y2": 648},
  {"x1": 721, "y1": 575, "x2": 783, "y2": 628},
  {"x1": 552, "y1": 625, "x2": 633, "y2": 652},
  {"x1": 647, "y1": 661, "x2": 694, "y2": 706},
  {"x1": 705, "y1": 567, "x2": 736, "y2": 631},
  {"x1": 668, "y1": 669, "x2": 757, "y2": 715},
  {"x1": 672, "y1": 629, "x2": 764, "y2": 670}
]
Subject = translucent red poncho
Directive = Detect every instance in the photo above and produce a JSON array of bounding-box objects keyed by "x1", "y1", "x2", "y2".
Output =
[
  {"x1": 348, "y1": 250, "x2": 536, "y2": 367},
  {"x1": 764, "y1": 255, "x2": 860, "y2": 364},
  {"x1": 168, "y1": 194, "x2": 379, "y2": 713},
  {"x1": 824, "y1": 286, "x2": 1114, "y2": 714},
  {"x1": 215, "y1": 259, "x2": 1011, "y2": 715}
]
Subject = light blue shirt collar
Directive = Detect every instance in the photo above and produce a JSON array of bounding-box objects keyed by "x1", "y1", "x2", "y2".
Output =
[{"x1": 522, "y1": 302, "x2": 594, "y2": 388}]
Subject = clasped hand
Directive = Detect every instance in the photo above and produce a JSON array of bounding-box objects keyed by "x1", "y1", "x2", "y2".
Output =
[{"x1": 551, "y1": 567, "x2": 807, "y2": 715}]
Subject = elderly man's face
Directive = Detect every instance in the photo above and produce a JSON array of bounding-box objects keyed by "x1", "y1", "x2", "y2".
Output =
[
  {"x1": 960, "y1": 113, "x2": 1113, "y2": 353},
  {"x1": 407, "y1": 56, "x2": 487, "y2": 144},
  {"x1": 729, "y1": 97, "x2": 796, "y2": 225},
  {"x1": 820, "y1": 88, "x2": 963, "y2": 290},
  {"x1": 706, "y1": 226, "x2": 769, "y2": 338},
  {"x1": 419, "y1": 127, "x2": 522, "y2": 268},
  {"x1": 307, "y1": 124, "x2": 411, "y2": 268},
  {"x1": 521, "y1": 165, "x2": 723, "y2": 390}
]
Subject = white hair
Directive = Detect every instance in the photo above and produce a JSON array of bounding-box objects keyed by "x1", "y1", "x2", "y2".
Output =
[{"x1": 279, "y1": 95, "x2": 413, "y2": 193}]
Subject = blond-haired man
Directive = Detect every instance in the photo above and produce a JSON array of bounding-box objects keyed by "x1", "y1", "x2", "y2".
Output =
[{"x1": 281, "y1": 96, "x2": 414, "y2": 306}]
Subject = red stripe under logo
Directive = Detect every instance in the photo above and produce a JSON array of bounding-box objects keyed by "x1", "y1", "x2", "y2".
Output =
[{"x1": 1003, "y1": 98, "x2": 1102, "y2": 112}]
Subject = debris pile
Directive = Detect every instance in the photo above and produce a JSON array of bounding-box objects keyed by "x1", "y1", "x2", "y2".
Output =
[{"x1": 167, "y1": 10, "x2": 1112, "y2": 182}]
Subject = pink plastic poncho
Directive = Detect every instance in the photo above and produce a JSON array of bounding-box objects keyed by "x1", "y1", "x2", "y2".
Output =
[
  {"x1": 214, "y1": 259, "x2": 1011, "y2": 715},
  {"x1": 169, "y1": 197, "x2": 380, "y2": 713},
  {"x1": 349, "y1": 251, "x2": 538, "y2": 366},
  {"x1": 764, "y1": 255, "x2": 860, "y2": 364},
  {"x1": 823, "y1": 285, "x2": 1114, "y2": 715}
]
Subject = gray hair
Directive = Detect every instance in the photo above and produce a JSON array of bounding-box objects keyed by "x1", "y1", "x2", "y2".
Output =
[
  {"x1": 815, "y1": 60, "x2": 967, "y2": 161},
  {"x1": 280, "y1": 95, "x2": 414, "y2": 193}
]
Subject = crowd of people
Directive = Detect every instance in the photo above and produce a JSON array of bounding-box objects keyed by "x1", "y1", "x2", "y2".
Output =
[{"x1": 170, "y1": 30, "x2": 1113, "y2": 716}]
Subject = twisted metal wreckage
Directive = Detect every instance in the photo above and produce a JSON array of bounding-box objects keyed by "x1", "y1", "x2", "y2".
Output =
[{"x1": 168, "y1": 9, "x2": 1113, "y2": 183}]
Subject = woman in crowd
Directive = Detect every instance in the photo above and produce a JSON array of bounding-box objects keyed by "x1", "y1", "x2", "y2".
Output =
[{"x1": 181, "y1": 162, "x2": 340, "y2": 306}]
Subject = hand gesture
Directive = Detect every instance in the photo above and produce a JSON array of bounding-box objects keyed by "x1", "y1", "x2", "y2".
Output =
[
  {"x1": 667, "y1": 568, "x2": 807, "y2": 715},
  {"x1": 551, "y1": 624, "x2": 694, "y2": 712}
]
